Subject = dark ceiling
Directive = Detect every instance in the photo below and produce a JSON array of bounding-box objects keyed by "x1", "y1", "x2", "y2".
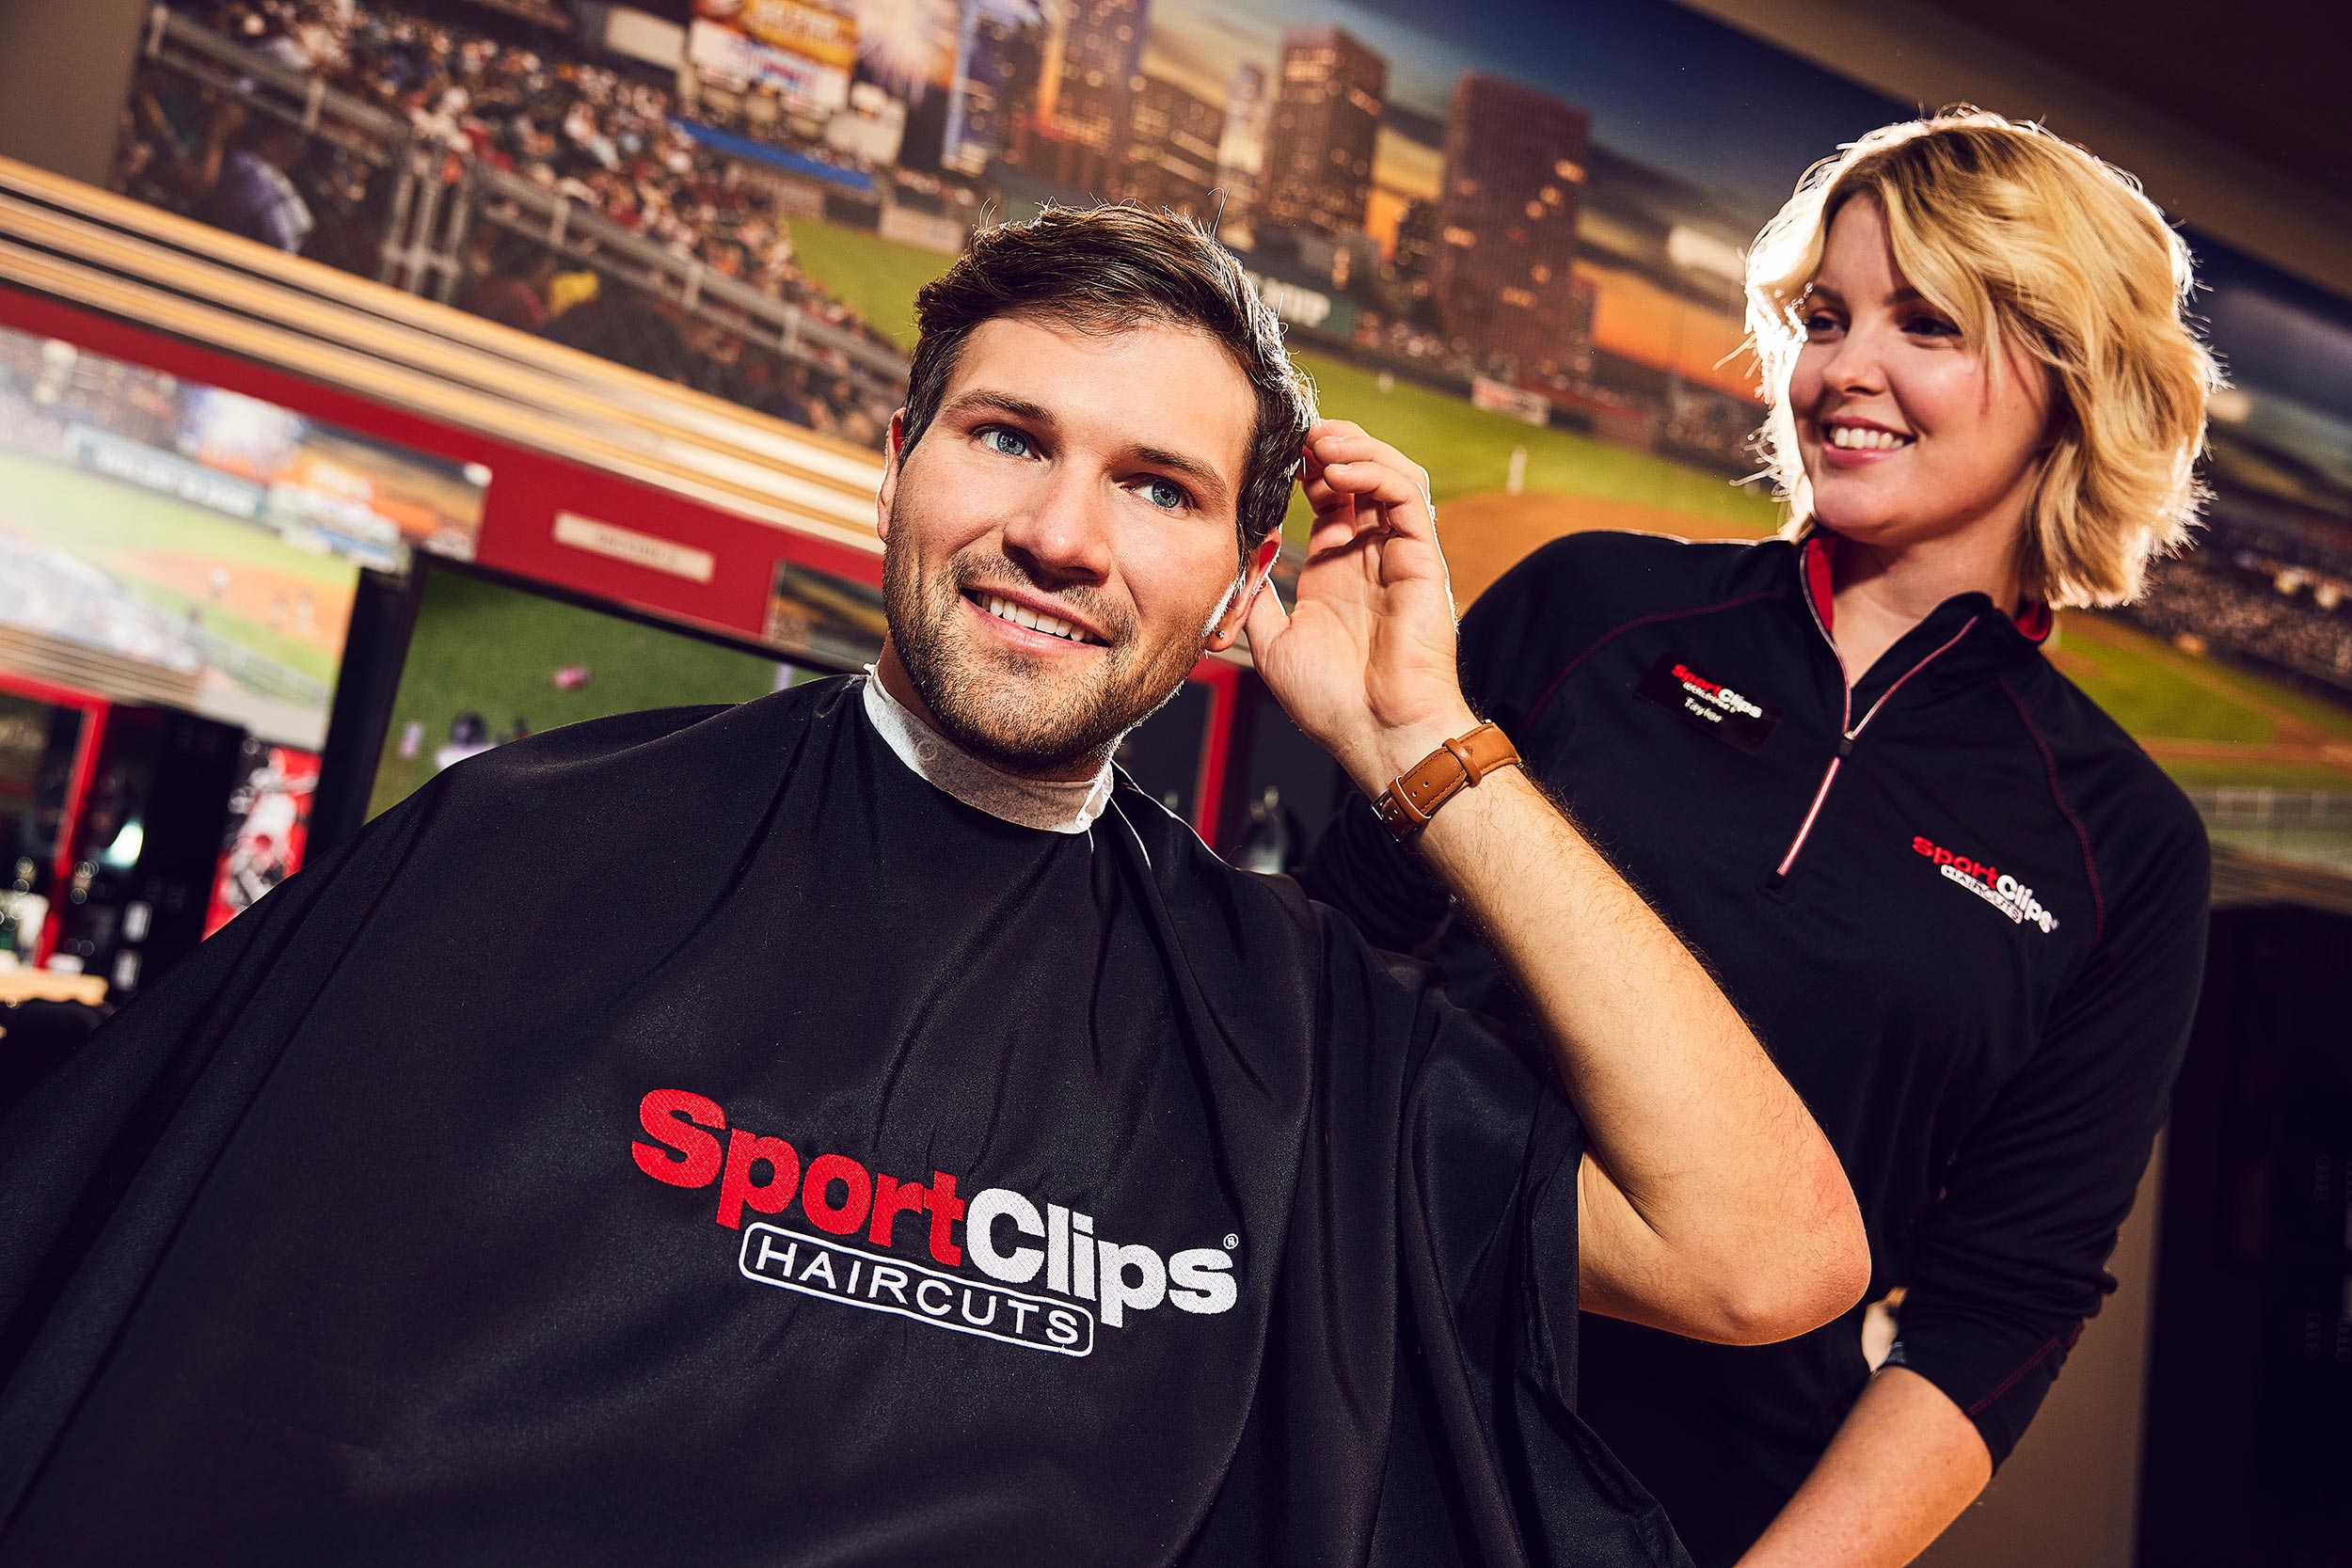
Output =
[{"x1": 1909, "y1": 0, "x2": 2351, "y2": 198}]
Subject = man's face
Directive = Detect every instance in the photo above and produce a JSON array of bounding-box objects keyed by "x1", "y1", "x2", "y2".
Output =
[{"x1": 877, "y1": 315, "x2": 1267, "y2": 779}]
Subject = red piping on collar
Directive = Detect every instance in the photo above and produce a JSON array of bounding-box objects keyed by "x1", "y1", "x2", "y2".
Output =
[
  {"x1": 1804, "y1": 531, "x2": 1838, "y2": 632},
  {"x1": 1801, "y1": 531, "x2": 2052, "y2": 642}
]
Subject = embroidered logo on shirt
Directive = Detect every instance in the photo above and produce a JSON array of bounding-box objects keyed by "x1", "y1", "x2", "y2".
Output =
[
  {"x1": 631, "y1": 1088, "x2": 1241, "y2": 1355},
  {"x1": 1634, "y1": 654, "x2": 1781, "y2": 753},
  {"x1": 1912, "y1": 835, "x2": 2060, "y2": 934}
]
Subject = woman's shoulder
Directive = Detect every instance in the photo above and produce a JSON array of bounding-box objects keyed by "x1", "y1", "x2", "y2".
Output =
[
  {"x1": 1480, "y1": 529, "x2": 1792, "y2": 620},
  {"x1": 1461, "y1": 530, "x2": 1795, "y2": 685},
  {"x1": 2005, "y1": 657, "x2": 2211, "y2": 918}
]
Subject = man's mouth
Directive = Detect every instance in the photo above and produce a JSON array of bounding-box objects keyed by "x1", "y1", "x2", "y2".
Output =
[
  {"x1": 1825, "y1": 423, "x2": 1915, "y2": 451},
  {"x1": 967, "y1": 591, "x2": 1104, "y2": 646}
]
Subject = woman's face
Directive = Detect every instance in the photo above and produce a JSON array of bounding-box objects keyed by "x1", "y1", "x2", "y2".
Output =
[{"x1": 1789, "y1": 198, "x2": 2053, "y2": 561}]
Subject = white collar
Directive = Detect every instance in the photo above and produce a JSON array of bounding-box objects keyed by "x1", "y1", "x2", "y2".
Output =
[{"x1": 860, "y1": 666, "x2": 1114, "y2": 835}]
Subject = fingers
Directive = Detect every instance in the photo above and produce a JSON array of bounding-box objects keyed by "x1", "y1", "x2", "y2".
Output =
[
  {"x1": 1314, "y1": 463, "x2": 1436, "y2": 549},
  {"x1": 1296, "y1": 436, "x2": 1347, "y2": 518},
  {"x1": 1309, "y1": 422, "x2": 1431, "y2": 497},
  {"x1": 1241, "y1": 567, "x2": 1289, "y2": 652},
  {"x1": 1294, "y1": 420, "x2": 1440, "y2": 566},
  {"x1": 1304, "y1": 423, "x2": 1435, "y2": 540},
  {"x1": 1315, "y1": 459, "x2": 1424, "y2": 512},
  {"x1": 1298, "y1": 465, "x2": 1343, "y2": 515}
]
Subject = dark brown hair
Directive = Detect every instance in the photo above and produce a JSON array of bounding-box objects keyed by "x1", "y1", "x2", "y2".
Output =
[{"x1": 898, "y1": 205, "x2": 1316, "y2": 561}]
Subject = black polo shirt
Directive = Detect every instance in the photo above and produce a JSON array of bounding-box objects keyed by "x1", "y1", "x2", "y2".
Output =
[{"x1": 1300, "y1": 529, "x2": 2210, "y2": 1565}]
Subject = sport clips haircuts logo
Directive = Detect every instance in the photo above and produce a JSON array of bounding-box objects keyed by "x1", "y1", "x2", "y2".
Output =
[
  {"x1": 1669, "y1": 662, "x2": 1765, "y2": 720},
  {"x1": 632, "y1": 1089, "x2": 1239, "y2": 1357},
  {"x1": 1912, "y1": 836, "x2": 2060, "y2": 934},
  {"x1": 1633, "y1": 654, "x2": 1780, "y2": 754}
]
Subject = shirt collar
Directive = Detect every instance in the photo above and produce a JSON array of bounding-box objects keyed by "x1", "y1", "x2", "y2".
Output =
[
  {"x1": 1799, "y1": 530, "x2": 2053, "y2": 643},
  {"x1": 860, "y1": 666, "x2": 1114, "y2": 835}
]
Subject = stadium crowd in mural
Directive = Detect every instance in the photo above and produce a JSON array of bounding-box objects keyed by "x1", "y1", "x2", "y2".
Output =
[{"x1": 116, "y1": 0, "x2": 907, "y2": 446}]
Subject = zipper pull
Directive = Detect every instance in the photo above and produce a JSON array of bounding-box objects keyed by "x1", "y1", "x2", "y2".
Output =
[{"x1": 1838, "y1": 734, "x2": 1856, "y2": 758}]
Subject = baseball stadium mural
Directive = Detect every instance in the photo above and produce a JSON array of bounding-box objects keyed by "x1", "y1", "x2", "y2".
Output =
[{"x1": 105, "y1": 0, "x2": 2352, "y2": 828}]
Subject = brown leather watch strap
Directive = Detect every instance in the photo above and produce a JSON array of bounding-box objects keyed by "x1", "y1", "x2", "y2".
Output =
[{"x1": 1370, "y1": 721, "x2": 1522, "y2": 842}]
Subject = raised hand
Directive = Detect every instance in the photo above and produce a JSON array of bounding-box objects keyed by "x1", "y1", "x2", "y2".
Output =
[{"x1": 1243, "y1": 420, "x2": 1478, "y2": 795}]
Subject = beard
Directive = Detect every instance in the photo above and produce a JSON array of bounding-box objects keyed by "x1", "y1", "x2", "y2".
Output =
[{"x1": 882, "y1": 526, "x2": 1209, "y2": 778}]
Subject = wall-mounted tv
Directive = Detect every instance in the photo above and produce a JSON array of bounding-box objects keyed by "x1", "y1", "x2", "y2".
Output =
[{"x1": 0, "y1": 321, "x2": 490, "y2": 749}]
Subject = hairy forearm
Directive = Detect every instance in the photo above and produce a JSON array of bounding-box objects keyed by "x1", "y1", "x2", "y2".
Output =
[
  {"x1": 1254, "y1": 420, "x2": 1861, "y2": 1340},
  {"x1": 1739, "y1": 1367, "x2": 1992, "y2": 1567},
  {"x1": 1356, "y1": 721, "x2": 1866, "y2": 1341}
]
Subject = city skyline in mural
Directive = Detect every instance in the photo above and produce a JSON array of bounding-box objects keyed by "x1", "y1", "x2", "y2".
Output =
[{"x1": 97, "y1": 0, "x2": 2352, "y2": 742}]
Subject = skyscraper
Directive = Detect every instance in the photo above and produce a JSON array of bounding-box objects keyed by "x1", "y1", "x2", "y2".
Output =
[
  {"x1": 1213, "y1": 62, "x2": 1268, "y2": 238},
  {"x1": 1261, "y1": 27, "x2": 1385, "y2": 237},
  {"x1": 1390, "y1": 197, "x2": 1440, "y2": 316},
  {"x1": 1431, "y1": 73, "x2": 1591, "y2": 369},
  {"x1": 1046, "y1": 0, "x2": 1150, "y2": 162},
  {"x1": 942, "y1": 0, "x2": 1044, "y2": 178},
  {"x1": 1123, "y1": 76, "x2": 1223, "y2": 217}
]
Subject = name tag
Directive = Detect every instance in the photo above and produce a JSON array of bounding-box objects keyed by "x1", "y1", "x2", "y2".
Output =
[{"x1": 1634, "y1": 653, "x2": 1781, "y2": 754}]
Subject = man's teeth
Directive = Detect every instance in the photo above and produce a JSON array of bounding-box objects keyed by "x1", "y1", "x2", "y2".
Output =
[
  {"x1": 1829, "y1": 425, "x2": 1914, "y2": 451},
  {"x1": 982, "y1": 594, "x2": 1095, "y2": 644}
]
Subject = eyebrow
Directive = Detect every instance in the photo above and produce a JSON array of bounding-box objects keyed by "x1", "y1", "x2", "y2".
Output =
[
  {"x1": 940, "y1": 388, "x2": 1058, "y2": 430},
  {"x1": 1804, "y1": 283, "x2": 1931, "y2": 309},
  {"x1": 943, "y1": 388, "x2": 1236, "y2": 513}
]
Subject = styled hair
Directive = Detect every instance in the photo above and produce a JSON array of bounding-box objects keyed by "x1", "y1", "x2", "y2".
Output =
[
  {"x1": 1745, "y1": 108, "x2": 2223, "y2": 609},
  {"x1": 898, "y1": 205, "x2": 1316, "y2": 562}
]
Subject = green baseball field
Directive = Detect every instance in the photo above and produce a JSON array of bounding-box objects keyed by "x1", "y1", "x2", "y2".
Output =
[
  {"x1": 786, "y1": 216, "x2": 2352, "y2": 794},
  {"x1": 0, "y1": 449, "x2": 353, "y2": 691}
]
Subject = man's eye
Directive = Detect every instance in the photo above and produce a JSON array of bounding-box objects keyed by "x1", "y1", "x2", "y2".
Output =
[
  {"x1": 1136, "y1": 476, "x2": 1192, "y2": 512},
  {"x1": 982, "y1": 428, "x2": 1034, "y2": 458}
]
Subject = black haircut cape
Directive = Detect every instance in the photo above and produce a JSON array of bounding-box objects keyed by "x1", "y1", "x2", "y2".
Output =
[{"x1": 0, "y1": 679, "x2": 1686, "y2": 1566}]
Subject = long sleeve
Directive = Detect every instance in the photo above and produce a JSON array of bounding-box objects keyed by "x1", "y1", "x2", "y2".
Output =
[{"x1": 1885, "y1": 813, "x2": 2211, "y2": 1465}]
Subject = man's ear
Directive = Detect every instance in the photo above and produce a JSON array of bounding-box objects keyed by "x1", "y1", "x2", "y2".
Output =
[
  {"x1": 875, "y1": 409, "x2": 908, "y2": 541},
  {"x1": 1205, "y1": 534, "x2": 1283, "y2": 653}
]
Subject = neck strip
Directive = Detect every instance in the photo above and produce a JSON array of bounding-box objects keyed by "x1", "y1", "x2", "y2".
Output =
[{"x1": 861, "y1": 667, "x2": 1114, "y2": 835}]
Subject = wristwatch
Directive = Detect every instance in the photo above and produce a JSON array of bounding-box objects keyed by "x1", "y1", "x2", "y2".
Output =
[{"x1": 1370, "y1": 721, "x2": 1522, "y2": 843}]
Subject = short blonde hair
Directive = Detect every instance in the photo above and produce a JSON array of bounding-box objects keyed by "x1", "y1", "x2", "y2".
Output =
[{"x1": 1746, "y1": 109, "x2": 2222, "y2": 609}]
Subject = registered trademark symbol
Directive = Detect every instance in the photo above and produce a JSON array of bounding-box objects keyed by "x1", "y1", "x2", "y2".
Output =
[{"x1": 1224, "y1": 1233, "x2": 1239, "y2": 1249}]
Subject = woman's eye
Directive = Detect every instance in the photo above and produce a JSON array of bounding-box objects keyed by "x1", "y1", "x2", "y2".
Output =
[
  {"x1": 1136, "y1": 476, "x2": 1191, "y2": 512},
  {"x1": 1907, "y1": 314, "x2": 1960, "y2": 338},
  {"x1": 982, "y1": 428, "x2": 1034, "y2": 458},
  {"x1": 1801, "y1": 311, "x2": 1843, "y2": 335}
]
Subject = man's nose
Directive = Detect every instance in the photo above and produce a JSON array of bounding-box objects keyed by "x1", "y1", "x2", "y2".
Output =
[{"x1": 1001, "y1": 467, "x2": 1114, "y2": 585}]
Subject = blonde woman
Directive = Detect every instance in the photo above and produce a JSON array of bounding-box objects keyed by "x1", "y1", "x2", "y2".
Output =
[{"x1": 1301, "y1": 109, "x2": 2218, "y2": 1565}]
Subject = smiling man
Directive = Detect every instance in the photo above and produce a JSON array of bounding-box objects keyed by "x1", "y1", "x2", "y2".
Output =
[{"x1": 0, "y1": 208, "x2": 1862, "y2": 1567}]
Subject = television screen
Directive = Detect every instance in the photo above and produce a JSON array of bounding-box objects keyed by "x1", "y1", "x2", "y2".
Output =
[
  {"x1": 0, "y1": 322, "x2": 490, "y2": 749},
  {"x1": 369, "y1": 564, "x2": 803, "y2": 820}
]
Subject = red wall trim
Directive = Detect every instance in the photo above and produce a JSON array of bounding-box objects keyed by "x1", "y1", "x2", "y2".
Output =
[{"x1": 0, "y1": 284, "x2": 883, "y2": 644}]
